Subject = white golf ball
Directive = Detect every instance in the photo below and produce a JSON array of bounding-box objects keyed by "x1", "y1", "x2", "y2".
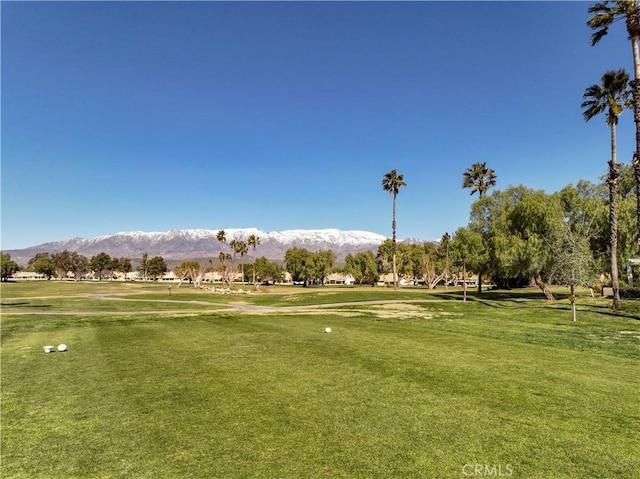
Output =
[
  {"x1": 324, "y1": 327, "x2": 331, "y2": 333},
  {"x1": 57, "y1": 344, "x2": 67, "y2": 352}
]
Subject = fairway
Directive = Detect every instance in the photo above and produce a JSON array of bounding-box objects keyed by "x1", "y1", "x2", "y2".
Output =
[{"x1": 1, "y1": 282, "x2": 639, "y2": 478}]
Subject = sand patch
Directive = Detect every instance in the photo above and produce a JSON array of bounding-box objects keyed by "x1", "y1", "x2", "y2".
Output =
[{"x1": 361, "y1": 303, "x2": 434, "y2": 319}]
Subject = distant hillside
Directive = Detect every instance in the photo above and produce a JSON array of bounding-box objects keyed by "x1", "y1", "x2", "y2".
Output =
[{"x1": 6, "y1": 228, "x2": 402, "y2": 266}]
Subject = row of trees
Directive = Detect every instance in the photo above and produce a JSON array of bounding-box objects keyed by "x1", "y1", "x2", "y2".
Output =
[
  {"x1": 377, "y1": 2, "x2": 640, "y2": 306},
  {"x1": 585, "y1": 0, "x2": 640, "y2": 308},
  {"x1": 7, "y1": 162, "x2": 636, "y2": 294},
  {"x1": 173, "y1": 256, "x2": 282, "y2": 287},
  {"x1": 12, "y1": 251, "x2": 166, "y2": 281},
  {"x1": 2, "y1": 230, "x2": 269, "y2": 286},
  {"x1": 344, "y1": 241, "x2": 452, "y2": 288},
  {"x1": 380, "y1": 159, "x2": 640, "y2": 300},
  {"x1": 214, "y1": 231, "x2": 262, "y2": 287}
]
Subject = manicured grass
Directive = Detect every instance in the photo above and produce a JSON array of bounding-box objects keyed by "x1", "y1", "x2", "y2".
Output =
[{"x1": 1, "y1": 282, "x2": 639, "y2": 478}]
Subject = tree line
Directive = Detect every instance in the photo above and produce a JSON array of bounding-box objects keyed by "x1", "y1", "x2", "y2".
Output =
[
  {"x1": 3, "y1": 157, "x2": 639, "y2": 295},
  {"x1": 4, "y1": 2, "x2": 640, "y2": 303},
  {"x1": 381, "y1": 2, "x2": 640, "y2": 306},
  {"x1": 6, "y1": 251, "x2": 162, "y2": 281}
]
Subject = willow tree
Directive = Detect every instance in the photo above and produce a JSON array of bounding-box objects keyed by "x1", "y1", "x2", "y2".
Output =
[
  {"x1": 588, "y1": 0, "x2": 640, "y2": 246},
  {"x1": 381, "y1": 169, "x2": 406, "y2": 290},
  {"x1": 582, "y1": 69, "x2": 631, "y2": 308},
  {"x1": 469, "y1": 186, "x2": 564, "y2": 300}
]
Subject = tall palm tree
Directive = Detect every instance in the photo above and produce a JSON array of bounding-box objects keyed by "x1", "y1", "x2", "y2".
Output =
[
  {"x1": 231, "y1": 239, "x2": 248, "y2": 285},
  {"x1": 248, "y1": 234, "x2": 260, "y2": 289},
  {"x1": 381, "y1": 169, "x2": 406, "y2": 290},
  {"x1": 588, "y1": 1, "x2": 640, "y2": 248},
  {"x1": 462, "y1": 162, "x2": 497, "y2": 198},
  {"x1": 216, "y1": 230, "x2": 227, "y2": 285},
  {"x1": 462, "y1": 162, "x2": 496, "y2": 295},
  {"x1": 582, "y1": 69, "x2": 631, "y2": 309}
]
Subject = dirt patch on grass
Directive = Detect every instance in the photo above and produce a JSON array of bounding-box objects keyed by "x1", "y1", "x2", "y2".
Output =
[{"x1": 366, "y1": 303, "x2": 429, "y2": 319}]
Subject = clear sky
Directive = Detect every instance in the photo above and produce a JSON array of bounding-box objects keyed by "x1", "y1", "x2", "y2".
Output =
[{"x1": 1, "y1": 1, "x2": 634, "y2": 250}]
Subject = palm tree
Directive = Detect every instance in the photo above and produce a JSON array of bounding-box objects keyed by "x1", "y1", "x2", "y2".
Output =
[
  {"x1": 216, "y1": 230, "x2": 227, "y2": 285},
  {"x1": 248, "y1": 234, "x2": 260, "y2": 289},
  {"x1": 231, "y1": 239, "x2": 248, "y2": 285},
  {"x1": 582, "y1": 69, "x2": 631, "y2": 309},
  {"x1": 462, "y1": 162, "x2": 497, "y2": 198},
  {"x1": 588, "y1": 1, "x2": 640, "y2": 247},
  {"x1": 381, "y1": 169, "x2": 407, "y2": 290},
  {"x1": 462, "y1": 163, "x2": 496, "y2": 295},
  {"x1": 141, "y1": 253, "x2": 149, "y2": 282}
]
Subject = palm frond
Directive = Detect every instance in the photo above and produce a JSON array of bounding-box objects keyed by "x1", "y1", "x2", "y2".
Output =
[
  {"x1": 587, "y1": 1, "x2": 611, "y2": 15},
  {"x1": 582, "y1": 68, "x2": 630, "y2": 124}
]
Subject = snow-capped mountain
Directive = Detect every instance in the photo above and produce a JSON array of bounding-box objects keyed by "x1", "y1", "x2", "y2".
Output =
[{"x1": 7, "y1": 228, "x2": 393, "y2": 265}]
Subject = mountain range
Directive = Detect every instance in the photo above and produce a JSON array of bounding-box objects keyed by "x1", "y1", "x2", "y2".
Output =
[{"x1": 6, "y1": 228, "x2": 416, "y2": 265}]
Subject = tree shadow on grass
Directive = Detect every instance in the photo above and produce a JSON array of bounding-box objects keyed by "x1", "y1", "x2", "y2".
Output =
[
  {"x1": 1, "y1": 302, "x2": 52, "y2": 309},
  {"x1": 468, "y1": 296, "x2": 640, "y2": 321}
]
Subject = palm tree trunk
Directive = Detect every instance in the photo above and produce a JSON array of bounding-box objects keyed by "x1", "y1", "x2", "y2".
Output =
[
  {"x1": 392, "y1": 193, "x2": 398, "y2": 290},
  {"x1": 252, "y1": 249, "x2": 257, "y2": 289},
  {"x1": 628, "y1": 16, "x2": 640, "y2": 250},
  {"x1": 610, "y1": 122, "x2": 622, "y2": 309}
]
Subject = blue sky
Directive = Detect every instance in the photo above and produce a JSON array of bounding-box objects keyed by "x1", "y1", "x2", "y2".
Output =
[{"x1": 1, "y1": 1, "x2": 634, "y2": 250}]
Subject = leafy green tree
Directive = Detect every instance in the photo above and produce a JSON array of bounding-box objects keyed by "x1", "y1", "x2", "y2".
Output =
[
  {"x1": 309, "y1": 250, "x2": 336, "y2": 285},
  {"x1": 28, "y1": 252, "x2": 56, "y2": 279},
  {"x1": 245, "y1": 257, "x2": 283, "y2": 285},
  {"x1": 376, "y1": 238, "x2": 393, "y2": 277},
  {"x1": 548, "y1": 223, "x2": 599, "y2": 289},
  {"x1": 90, "y1": 252, "x2": 112, "y2": 281},
  {"x1": 462, "y1": 162, "x2": 497, "y2": 198},
  {"x1": 381, "y1": 169, "x2": 406, "y2": 290},
  {"x1": 450, "y1": 226, "x2": 486, "y2": 291},
  {"x1": 588, "y1": 1, "x2": 640, "y2": 248},
  {"x1": 397, "y1": 243, "x2": 422, "y2": 284},
  {"x1": 556, "y1": 181, "x2": 608, "y2": 249},
  {"x1": 469, "y1": 186, "x2": 564, "y2": 299},
  {"x1": 285, "y1": 247, "x2": 314, "y2": 285},
  {"x1": 1, "y1": 253, "x2": 20, "y2": 281},
  {"x1": 344, "y1": 251, "x2": 379, "y2": 285},
  {"x1": 616, "y1": 166, "x2": 639, "y2": 268},
  {"x1": 582, "y1": 69, "x2": 631, "y2": 307},
  {"x1": 52, "y1": 250, "x2": 88, "y2": 280},
  {"x1": 507, "y1": 189, "x2": 565, "y2": 299},
  {"x1": 147, "y1": 256, "x2": 167, "y2": 279},
  {"x1": 113, "y1": 257, "x2": 132, "y2": 277}
]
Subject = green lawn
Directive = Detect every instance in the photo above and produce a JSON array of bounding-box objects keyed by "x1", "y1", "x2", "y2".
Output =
[{"x1": 1, "y1": 281, "x2": 639, "y2": 478}]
